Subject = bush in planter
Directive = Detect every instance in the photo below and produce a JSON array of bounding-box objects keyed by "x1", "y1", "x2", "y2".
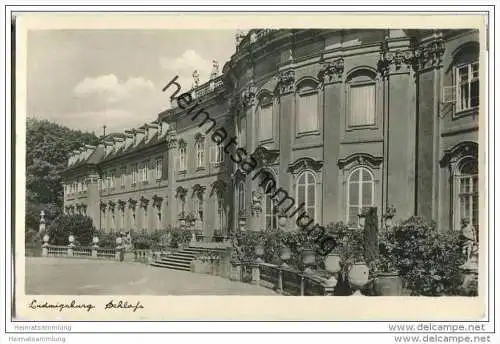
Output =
[
  {"x1": 48, "y1": 214, "x2": 96, "y2": 246},
  {"x1": 392, "y1": 217, "x2": 467, "y2": 296}
]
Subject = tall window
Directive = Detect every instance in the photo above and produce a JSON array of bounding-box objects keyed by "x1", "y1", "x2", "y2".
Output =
[
  {"x1": 102, "y1": 173, "x2": 107, "y2": 190},
  {"x1": 216, "y1": 195, "x2": 225, "y2": 230},
  {"x1": 297, "y1": 91, "x2": 319, "y2": 133},
  {"x1": 211, "y1": 143, "x2": 224, "y2": 164},
  {"x1": 347, "y1": 167, "x2": 374, "y2": 226},
  {"x1": 456, "y1": 158, "x2": 479, "y2": 229},
  {"x1": 455, "y1": 62, "x2": 479, "y2": 112},
  {"x1": 109, "y1": 170, "x2": 115, "y2": 189},
  {"x1": 120, "y1": 166, "x2": 126, "y2": 187},
  {"x1": 195, "y1": 138, "x2": 205, "y2": 168},
  {"x1": 237, "y1": 115, "x2": 247, "y2": 147},
  {"x1": 349, "y1": 83, "x2": 376, "y2": 127},
  {"x1": 237, "y1": 182, "x2": 245, "y2": 211},
  {"x1": 193, "y1": 195, "x2": 204, "y2": 221},
  {"x1": 296, "y1": 171, "x2": 316, "y2": 222},
  {"x1": 259, "y1": 104, "x2": 273, "y2": 141},
  {"x1": 141, "y1": 161, "x2": 148, "y2": 182},
  {"x1": 155, "y1": 158, "x2": 163, "y2": 179},
  {"x1": 131, "y1": 164, "x2": 138, "y2": 185},
  {"x1": 179, "y1": 144, "x2": 187, "y2": 171},
  {"x1": 264, "y1": 181, "x2": 278, "y2": 230}
]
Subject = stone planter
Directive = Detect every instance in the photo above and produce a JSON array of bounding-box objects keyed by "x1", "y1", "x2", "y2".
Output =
[
  {"x1": 373, "y1": 272, "x2": 403, "y2": 296},
  {"x1": 348, "y1": 262, "x2": 370, "y2": 296}
]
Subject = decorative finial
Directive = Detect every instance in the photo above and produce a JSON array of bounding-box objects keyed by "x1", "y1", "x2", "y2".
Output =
[
  {"x1": 192, "y1": 70, "x2": 200, "y2": 88},
  {"x1": 210, "y1": 60, "x2": 219, "y2": 80},
  {"x1": 102, "y1": 125, "x2": 107, "y2": 137}
]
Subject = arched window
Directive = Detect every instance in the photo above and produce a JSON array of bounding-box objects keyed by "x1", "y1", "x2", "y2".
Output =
[
  {"x1": 193, "y1": 194, "x2": 203, "y2": 221},
  {"x1": 296, "y1": 80, "x2": 319, "y2": 134},
  {"x1": 178, "y1": 142, "x2": 187, "y2": 171},
  {"x1": 296, "y1": 171, "x2": 316, "y2": 221},
  {"x1": 456, "y1": 158, "x2": 479, "y2": 229},
  {"x1": 347, "y1": 167, "x2": 374, "y2": 226},
  {"x1": 216, "y1": 194, "x2": 225, "y2": 231},
  {"x1": 258, "y1": 94, "x2": 273, "y2": 142},
  {"x1": 452, "y1": 43, "x2": 479, "y2": 113},
  {"x1": 264, "y1": 180, "x2": 278, "y2": 230},
  {"x1": 237, "y1": 182, "x2": 245, "y2": 211},
  {"x1": 195, "y1": 137, "x2": 205, "y2": 168},
  {"x1": 346, "y1": 69, "x2": 377, "y2": 127}
]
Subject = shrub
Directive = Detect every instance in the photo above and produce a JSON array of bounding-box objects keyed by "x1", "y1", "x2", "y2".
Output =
[
  {"x1": 363, "y1": 207, "x2": 379, "y2": 265},
  {"x1": 391, "y1": 216, "x2": 467, "y2": 296},
  {"x1": 169, "y1": 228, "x2": 192, "y2": 248},
  {"x1": 95, "y1": 231, "x2": 118, "y2": 248},
  {"x1": 47, "y1": 214, "x2": 96, "y2": 246}
]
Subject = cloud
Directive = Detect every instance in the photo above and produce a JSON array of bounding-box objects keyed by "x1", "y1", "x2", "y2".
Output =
[
  {"x1": 73, "y1": 74, "x2": 155, "y2": 103},
  {"x1": 159, "y1": 50, "x2": 214, "y2": 92}
]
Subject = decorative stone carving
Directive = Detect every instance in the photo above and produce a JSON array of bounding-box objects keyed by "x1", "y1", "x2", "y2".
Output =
[
  {"x1": 275, "y1": 69, "x2": 295, "y2": 95},
  {"x1": 318, "y1": 57, "x2": 345, "y2": 85},
  {"x1": 252, "y1": 145, "x2": 280, "y2": 167},
  {"x1": 176, "y1": 186, "x2": 188, "y2": 199},
  {"x1": 108, "y1": 200, "x2": 116, "y2": 212},
  {"x1": 287, "y1": 157, "x2": 324, "y2": 175},
  {"x1": 337, "y1": 153, "x2": 384, "y2": 170},
  {"x1": 99, "y1": 201, "x2": 107, "y2": 212},
  {"x1": 240, "y1": 83, "x2": 257, "y2": 109},
  {"x1": 192, "y1": 184, "x2": 206, "y2": 198},
  {"x1": 152, "y1": 195, "x2": 163, "y2": 210},
  {"x1": 166, "y1": 130, "x2": 177, "y2": 149},
  {"x1": 378, "y1": 34, "x2": 445, "y2": 77},
  {"x1": 117, "y1": 200, "x2": 126, "y2": 211},
  {"x1": 211, "y1": 180, "x2": 227, "y2": 197},
  {"x1": 439, "y1": 141, "x2": 478, "y2": 168},
  {"x1": 128, "y1": 198, "x2": 137, "y2": 209},
  {"x1": 251, "y1": 190, "x2": 263, "y2": 215},
  {"x1": 139, "y1": 196, "x2": 149, "y2": 209},
  {"x1": 192, "y1": 70, "x2": 200, "y2": 88}
]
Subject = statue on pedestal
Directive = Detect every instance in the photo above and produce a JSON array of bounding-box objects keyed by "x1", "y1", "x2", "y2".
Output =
[
  {"x1": 460, "y1": 219, "x2": 478, "y2": 270},
  {"x1": 251, "y1": 190, "x2": 263, "y2": 215}
]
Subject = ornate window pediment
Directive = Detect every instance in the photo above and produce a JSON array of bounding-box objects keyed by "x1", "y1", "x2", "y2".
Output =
[
  {"x1": 176, "y1": 186, "x2": 188, "y2": 199},
  {"x1": 128, "y1": 198, "x2": 137, "y2": 209},
  {"x1": 337, "y1": 153, "x2": 383, "y2": 170},
  {"x1": 440, "y1": 141, "x2": 478, "y2": 168},
  {"x1": 139, "y1": 196, "x2": 149, "y2": 208},
  {"x1": 287, "y1": 157, "x2": 324, "y2": 175},
  {"x1": 210, "y1": 180, "x2": 227, "y2": 197},
  {"x1": 117, "y1": 200, "x2": 126, "y2": 211},
  {"x1": 192, "y1": 184, "x2": 206, "y2": 198},
  {"x1": 252, "y1": 145, "x2": 280, "y2": 167}
]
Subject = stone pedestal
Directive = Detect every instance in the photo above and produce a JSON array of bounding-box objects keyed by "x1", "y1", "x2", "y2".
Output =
[
  {"x1": 67, "y1": 244, "x2": 74, "y2": 257},
  {"x1": 42, "y1": 243, "x2": 48, "y2": 257},
  {"x1": 92, "y1": 245, "x2": 98, "y2": 258},
  {"x1": 230, "y1": 261, "x2": 242, "y2": 281},
  {"x1": 251, "y1": 264, "x2": 260, "y2": 285}
]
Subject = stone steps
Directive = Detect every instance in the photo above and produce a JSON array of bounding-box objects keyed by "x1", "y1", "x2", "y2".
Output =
[{"x1": 150, "y1": 245, "x2": 230, "y2": 272}]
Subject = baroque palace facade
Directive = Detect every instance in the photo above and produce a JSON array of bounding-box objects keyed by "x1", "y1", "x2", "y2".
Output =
[{"x1": 63, "y1": 29, "x2": 480, "y2": 240}]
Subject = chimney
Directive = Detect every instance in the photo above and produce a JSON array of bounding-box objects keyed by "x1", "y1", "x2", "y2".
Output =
[
  {"x1": 112, "y1": 137, "x2": 125, "y2": 151},
  {"x1": 104, "y1": 140, "x2": 114, "y2": 156}
]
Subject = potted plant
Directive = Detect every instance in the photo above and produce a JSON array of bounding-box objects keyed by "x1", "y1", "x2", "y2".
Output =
[
  {"x1": 178, "y1": 212, "x2": 186, "y2": 227},
  {"x1": 372, "y1": 230, "x2": 402, "y2": 296}
]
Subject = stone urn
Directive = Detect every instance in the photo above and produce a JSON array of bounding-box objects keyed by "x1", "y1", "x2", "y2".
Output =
[
  {"x1": 302, "y1": 248, "x2": 315, "y2": 274},
  {"x1": 373, "y1": 271, "x2": 403, "y2": 296},
  {"x1": 348, "y1": 262, "x2": 370, "y2": 296},
  {"x1": 324, "y1": 253, "x2": 341, "y2": 288},
  {"x1": 280, "y1": 246, "x2": 291, "y2": 267},
  {"x1": 278, "y1": 216, "x2": 287, "y2": 228},
  {"x1": 255, "y1": 244, "x2": 265, "y2": 263}
]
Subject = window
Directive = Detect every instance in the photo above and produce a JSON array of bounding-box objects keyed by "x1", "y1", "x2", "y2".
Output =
[
  {"x1": 259, "y1": 104, "x2": 273, "y2": 141},
  {"x1": 120, "y1": 166, "x2": 126, "y2": 187},
  {"x1": 456, "y1": 158, "x2": 479, "y2": 230},
  {"x1": 297, "y1": 91, "x2": 319, "y2": 133},
  {"x1": 264, "y1": 181, "x2": 278, "y2": 230},
  {"x1": 109, "y1": 171, "x2": 115, "y2": 189},
  {"x1": 349, "y1": 83, "x2": 376, "y2": 127},
  {"x1": 237, "y1": 115, "x2": 247, "y2": 147},
  {"x1": 216, "y1": 195, "x2": 225, "y2": 230},
  {"x1": 179, "y1": 145, "x2": 187, "y2": 171},
  {"x1": 347, "y1": 167, "x2": 374, "y2": 226},
  {"x1": 238, "y1": 182, "x2": 245, "y2": 211},
  {"x1": 455, "y1": 62, "x2": 479, "y2": 112},
  {"x1": 131, "y1": 164, "x2": 138, "y2": 184},
  {"x1": 155, "y1": 159, "x2": 163, "y2": 179},
  {"x1": 193, "y1": 195, "x2": 204, "y2": 221},
  {"x1": 296, "y1": 171, "x2": 316, "y2": 222},
  {"x1": 101, "y1": 174, "x2": 107, "y2": 190},
  {"x1": 141, "y1": 161, "x2": 148, "y2": 182},
  {"x1": 211, "y1": 144, "x2": 224, "y2": 164},
  {"x1": 195, "y1": 138, "x2": 205, "y2": 168}
]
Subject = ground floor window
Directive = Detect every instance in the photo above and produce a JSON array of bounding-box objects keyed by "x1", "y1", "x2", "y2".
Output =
[
  {"x1": 347, "y1": 167, "x2": 374, "y2": 227},
  {"x1": 456, "y1": 157, "x2": 479, "y2": 230}
]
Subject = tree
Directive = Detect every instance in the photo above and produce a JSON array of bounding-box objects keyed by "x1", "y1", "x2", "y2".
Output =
[
  {"x1": 25, "y1": 118, "x2": 99, "y2": 236},
  {"x1": 48, "y1": 214, "x2": 96, "y2": 246}
]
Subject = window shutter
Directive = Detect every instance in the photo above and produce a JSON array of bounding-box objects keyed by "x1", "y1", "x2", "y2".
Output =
[{"x1": 442, "y1": 85, "x2": 456, "y2": 103}]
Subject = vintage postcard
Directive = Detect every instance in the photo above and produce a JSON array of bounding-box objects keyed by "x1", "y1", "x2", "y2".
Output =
[{"x1": 12, "y1": 11, "x2": 489, "y2": 322}]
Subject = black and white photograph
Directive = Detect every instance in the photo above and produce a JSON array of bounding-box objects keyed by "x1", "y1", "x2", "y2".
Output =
[{"x1": 10, "y1": 11, "x2": 493, "y2": 328}]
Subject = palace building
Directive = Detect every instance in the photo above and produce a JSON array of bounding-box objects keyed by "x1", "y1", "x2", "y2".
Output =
[{"x1": 62, "y1": 29, "x2": 480, "y2": 239}]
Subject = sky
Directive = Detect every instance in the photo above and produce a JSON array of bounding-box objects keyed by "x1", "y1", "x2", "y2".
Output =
[{"x1": 27, "y1": 29, "x2": 237, "y2": 135}]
